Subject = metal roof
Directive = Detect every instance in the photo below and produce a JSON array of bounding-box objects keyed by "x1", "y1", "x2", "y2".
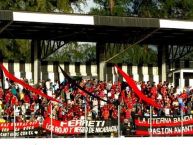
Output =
[{"x1": 0, "y1": 10, "x2": 193, "y2": 44}]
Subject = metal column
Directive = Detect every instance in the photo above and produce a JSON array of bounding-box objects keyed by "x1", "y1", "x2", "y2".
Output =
[
  {"x1": 31, "y1": 40, "x2": 41, "y2": 84},
  {"x1": 96, "y1": 42, "x2": 106, "y2": 81},
  {"x1": 158, "y1": 45, "x2": 168, "y2": 82}
]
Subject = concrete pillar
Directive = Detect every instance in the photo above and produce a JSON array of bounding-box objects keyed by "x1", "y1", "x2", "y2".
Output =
[
  {"x1": 48, "y1": 62, "x2": 54, "y2": 83},
  {"x1": 132, "y1": 66, "x2": 139, "y2": 81},
  {"x1": 173, "y1": 72, "x2": 175, "y2": 87},
  {"x1": 31, "y1": 40, "x2": 41, "y2": 85},
  {"x1": 161, "y1": 46, "x2": 167, "y2": 82},
  {"x1": 3, "y1": 62, "x2": 8, "y2": 86},
  {"x1": 14, "y1": 62, "x2": 20, "y2": 79},
  {"x1": 69, "y1": 64, "x2": 76, "y2": 76},
  {"x1": 91, "y1": 64, "x2": 97, "y2": 77},
  {"x1": 112, "y1": 66, "x2": 116, "y2": 83},
  {"x1": 142, "y1": 66, "x2": 149, "y2": 82},
  {"x1": 99, "y1": 62, "x2": 106, "y2": 81},
  {"x1": 152, "y1": 66, "x2": 159, "y2": 85},
  {"x1": 25, "y1": 63, "x2": 32, "y2": 81},
  {"x1": 158, "y1": 45, "x2": 167, "y2": 82},
  {"x1": 122, "y1": 65, "x2": 127, "y2": 81},
  {"x1": 80, "y1": 64, "x2": 87, "y2": 76},
  {"x1": 96, "y1": 43, "x2": 106, "y2": 81},
  {"x1": 59, "y1": 63, "x2": 65, "y2": 83},
  {"x1": 179, "y1": 70, "x2": 184, "y2": 91}
]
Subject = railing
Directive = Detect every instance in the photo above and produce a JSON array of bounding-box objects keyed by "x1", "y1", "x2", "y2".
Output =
[{"x1": 0, "y1": 111, "x2": 192, "y2": 138}]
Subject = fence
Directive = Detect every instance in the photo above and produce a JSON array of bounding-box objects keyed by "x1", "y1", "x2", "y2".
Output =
[{"x1": 0, "y1": 110, "x2": 192, "y2": 138}]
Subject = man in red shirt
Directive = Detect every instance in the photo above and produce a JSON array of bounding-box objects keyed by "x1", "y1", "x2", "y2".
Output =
[{"x1": 102, "y1": 106, "x2": 109, "y2": 120}]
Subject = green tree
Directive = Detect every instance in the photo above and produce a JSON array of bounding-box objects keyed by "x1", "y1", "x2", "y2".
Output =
[
  {"x1": 128, "y1": 0, "x2": 193, "y2": 19},
  {"x1": 104, "y1": 44, "x2": 157, "y2": 65},
  {"x1": 160, "y1": 0, "x2": 193, "y2": 19},
  {"x1": 0, "y1": 0, "x2": 86, "y2": 61},
  {"x1": 48, "y1": 43, "x2": 96, "y2": 63},
  {"x1": 90, "y1": 0, "x2": 129, "y2": 16},
  {"x1": 0, "y1": 0, "x2": 86, "y2": 13},
  {"x1": 90, "y1": 0, "x2": 193, "y2": 65},
  {"x1": 91, "y1": 0, "x2": 193, "y2": 18},
  {"x1": 0, "y1": 39, "x2": 31, "y2": 61}
]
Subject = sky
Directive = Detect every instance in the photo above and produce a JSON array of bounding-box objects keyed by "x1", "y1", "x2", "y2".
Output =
[
  {"x1": 85, "y1": 0, "x2": 99, "y2": 13},
  {"x1": 73, "y1": 0, "x2": 98, "y2": 14}
]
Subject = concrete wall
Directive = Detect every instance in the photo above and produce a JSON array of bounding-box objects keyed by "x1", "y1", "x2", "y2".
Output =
[{"x1": 1, "y1": 61, "x2": 159, "y2": 84}]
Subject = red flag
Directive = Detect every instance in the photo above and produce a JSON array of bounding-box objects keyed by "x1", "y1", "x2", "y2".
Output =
[
  {"x1": 0, "y1": 64, "x2": 62, "y2": 104},
  {"x1": 115, "y1": 65, "x2": 161, "y2": 109}
]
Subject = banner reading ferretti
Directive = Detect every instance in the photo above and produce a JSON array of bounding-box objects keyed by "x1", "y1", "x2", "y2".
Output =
[
  {"x1": 0, "y1": 121, "x2": 40, "y2": 137},
  {"x1": 135, "y1": 115, "x2": 193, "y2": 136},
  {"x1": 42, "y1": 117, "x2": 118, "y2": 135}
]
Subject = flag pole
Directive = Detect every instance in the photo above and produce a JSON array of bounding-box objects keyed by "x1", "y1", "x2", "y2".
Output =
[
  {"x1": 181, "y1": 106, "x2": 183, "y2": 137},
  {"x1": 13, "y1": 105, "x2": 16, "y2": 138},
  {"x1": 118, "y1": 105, "x2": 121, "y2": 137},
  {"x1": 51, "y1": 102, "x2": 53, "y2": 138},
  {"x1": 84, "y1": 97, "x2": 87, "y2": 138},
  {"x1": 150, "y1": 106, "x2": 152, "y2": 137}
]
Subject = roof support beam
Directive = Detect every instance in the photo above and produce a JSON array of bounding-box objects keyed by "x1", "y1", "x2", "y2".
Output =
[
  {"x1": 40, "y1": 40, "x2": 70, "y2": 61},
  {"x1": 168, "y1": 45, "x2": 193, "y2": 62},
  {"x1": 0, "y1": 20, "x2": 12, "y2": 34}
]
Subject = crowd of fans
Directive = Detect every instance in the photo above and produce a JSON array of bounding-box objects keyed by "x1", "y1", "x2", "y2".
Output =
[{"x1": 0, "y1": 76, "x2": 193, "y2": 134}]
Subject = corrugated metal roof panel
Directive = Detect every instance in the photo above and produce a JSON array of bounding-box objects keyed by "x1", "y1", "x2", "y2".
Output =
[
  {"x1": 94, "y1": 16, "x2": 160, "y2": 28},
  {"x1": 0, "y1": 10, "x2": 13, "y2": 21}
]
